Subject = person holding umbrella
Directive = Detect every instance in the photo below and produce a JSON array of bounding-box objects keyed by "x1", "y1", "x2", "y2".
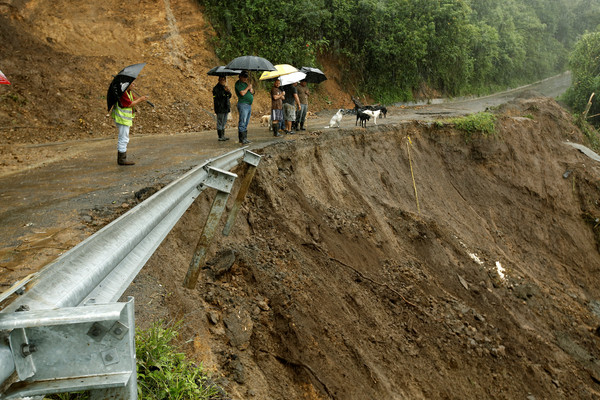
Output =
[
  {"x1": 282, "y1": 81, "x2": 301, "y2": 135},
  {"x1": 112, "y1": 80, "x2": 148, "y2": 165},
  {"x1": 234, "y1": 71, "x2": 254, "y2": 144},
  {"x1": 107, "y1": 63, "x2": 149, "y2": 166},
  {"x1": 270, "y1": 78, "x2": 285, "y2": 137},
  {"x1": 212, "y1": 75, "x2": 231, "y2": 141},
  {"x1": 295, "y1": 80, "x2": 310, "y2": 131}
]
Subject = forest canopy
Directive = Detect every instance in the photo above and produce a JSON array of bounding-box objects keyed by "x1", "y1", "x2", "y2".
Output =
[
  {"x1": 199, "y1": 0, "x2": 600, "y2": 103},
  {"x1": 563, "y1": 31, "x2": 600, "y2": 125}
]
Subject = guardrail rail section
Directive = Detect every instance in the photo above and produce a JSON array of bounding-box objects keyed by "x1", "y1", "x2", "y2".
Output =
[{"x1": 0, "y1": 149, "x2": 261, "y2": 399}]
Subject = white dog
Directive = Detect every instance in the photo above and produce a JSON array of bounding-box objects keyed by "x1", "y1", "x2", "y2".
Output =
[
  {"x1": 260, "y1": 114, "x2": 271, "y2": 127},
  {"x1": 363, "y1": 109, "x2": 381, "y2": 125},
  {"x1": 325, "y1": 109, "x2": 343, "y2": 128}
]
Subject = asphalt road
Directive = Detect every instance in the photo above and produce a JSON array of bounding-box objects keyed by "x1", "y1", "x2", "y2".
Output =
[{"x1": 0, "y1": 72, "x2": 572, "y2": 274}]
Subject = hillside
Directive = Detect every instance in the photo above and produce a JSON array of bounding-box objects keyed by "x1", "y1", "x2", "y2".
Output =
[
  {"x1": 0, "y1": 0, "x2": 351, "y2": 149},
  {"x1": 5, "y1": 2, "x2": 600, "y2": 400}
]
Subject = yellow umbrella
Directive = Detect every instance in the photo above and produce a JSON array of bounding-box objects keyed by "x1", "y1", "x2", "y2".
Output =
[{"x1": 259, "y1": 64, "x2": 298, "y2": 80}]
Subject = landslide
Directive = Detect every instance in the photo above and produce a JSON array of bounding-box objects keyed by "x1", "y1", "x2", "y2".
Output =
[
  {"x1": 131, "y1": 97, "x2": 600, "y2": 399},
  {"x1": 5, "y1": 1, "x2": 600, "y2": 399}
]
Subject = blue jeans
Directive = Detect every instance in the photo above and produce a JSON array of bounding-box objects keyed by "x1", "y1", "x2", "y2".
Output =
[
  {"x1": 216, "y1": 113, "x2": 228, "y2": 130},
  {"x1": 296, "y1": 104, "x2": 308, "y2": 126},
  {"x1": 237, "y1": 102, "x2": 252, "y2": 133}
]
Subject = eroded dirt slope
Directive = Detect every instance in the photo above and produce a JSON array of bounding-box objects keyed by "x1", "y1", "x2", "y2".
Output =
[
  {"x1": 4, "y1": 1, "x2": 600, "y2": 399},
  {"x1": 127, "y1": 97, "x2": 600, "y2": 399}
]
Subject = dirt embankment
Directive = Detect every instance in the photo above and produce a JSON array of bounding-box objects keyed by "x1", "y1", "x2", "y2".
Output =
[
  {"x1": 5, "y1": 1, "x2": 600, "y2": 399},
  {"x1": 127, "y1": 97, "x2": 600, "y2": 399}
]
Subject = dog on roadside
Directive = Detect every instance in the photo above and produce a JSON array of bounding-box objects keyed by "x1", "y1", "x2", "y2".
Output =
[
  {"x1": 325, "y1": 109, "x2": 343, "y2": 128},
  {"x1": 374, "y1": 106, "x2": 387, "y2": 118},
  {"x1": 363, "y1": 105, "x2": 387, "y2": 118},
  {"x1": 363, "y1": 109, "x2": 381, "y2": 125},
  {"x1": 356, "y1": 108, "x2": 370, "y2": 128},
  {"x1": 260, "y1": 114, "x2": 271, "y2": 127}
]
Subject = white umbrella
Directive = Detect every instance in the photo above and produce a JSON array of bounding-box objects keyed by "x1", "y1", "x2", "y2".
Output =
[{"x1": 279, "y1": 71, "x2": 306, "y2": 86}]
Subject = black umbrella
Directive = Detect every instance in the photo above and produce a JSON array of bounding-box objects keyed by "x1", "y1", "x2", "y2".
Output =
[
  {"x1": 207, "y1": 66, "x2": 242, "y2": 77},
  {"x1": 300, "y1": 66, "x2": 327, "y2": 84},
  {"x1": 225, "y1": 56, "x2": 276, "y2": 72},
  {"x1": 106, "y1": 63, "x2": 146, "y2": 111}
]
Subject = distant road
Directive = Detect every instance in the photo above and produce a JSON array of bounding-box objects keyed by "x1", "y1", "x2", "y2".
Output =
[{"x1": 397, "y1": 71, "x2": 572, "y2": 118}]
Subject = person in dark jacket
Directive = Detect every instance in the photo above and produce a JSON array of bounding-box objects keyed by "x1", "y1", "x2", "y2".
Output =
[{"x1": 212, "y1": 76, "x2": 231, "y2": 141}]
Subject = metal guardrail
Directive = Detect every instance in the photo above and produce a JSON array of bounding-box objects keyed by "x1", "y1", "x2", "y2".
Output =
[{"x1": 0, "y1": 147, "x2": 260, "y2": 399}]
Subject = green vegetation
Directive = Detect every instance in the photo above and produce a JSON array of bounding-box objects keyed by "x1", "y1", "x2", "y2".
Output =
[
  {"x1": 198, "y1": 0, "x2": 599, "y2": 103},
  {"x1": 436, "y1": 112, "x2": 497, "y2": 141},
  {"x1": 573, "y1": 115, "x2": 600, "y2": 153},
  {"x1": 136, "y1": 321, "x2": 223, "y2": 399},
  {"x1": 47, "y1": 321, "x2": 225, "y2": 400},
  {"x1": 0, "y1": 92, "x2": 27, "y2": 105},
  {"x1": 563, "y1": 31, "x2": 600, "y2": 127}
]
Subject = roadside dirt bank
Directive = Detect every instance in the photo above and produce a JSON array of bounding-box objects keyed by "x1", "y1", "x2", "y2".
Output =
[{"x1": 123, "y1": 97, "x2": 600, "y2": 399}]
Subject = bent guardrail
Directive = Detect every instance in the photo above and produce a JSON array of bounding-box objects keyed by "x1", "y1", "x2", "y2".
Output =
[{"x1": 0, "y1": 148, "x2": 261, "y2": 399}]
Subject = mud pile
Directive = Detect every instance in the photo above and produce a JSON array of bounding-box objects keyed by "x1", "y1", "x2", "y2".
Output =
[{"x1": 126, "y1": 97, "x2": 600, "y2": 399}]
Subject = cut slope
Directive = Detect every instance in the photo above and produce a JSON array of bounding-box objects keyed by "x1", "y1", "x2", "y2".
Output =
[{"x1": 130, "y1": 97, "x2": 600, "y2": 399}]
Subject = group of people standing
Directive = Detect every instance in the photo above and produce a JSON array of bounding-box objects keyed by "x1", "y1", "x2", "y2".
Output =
[
  {"x1": 110, "y1": 70, "x2": 310, "y2": 167},
  {"x1": 270, "y1": 79, "x2": 309, "y2": 136},
  {"x1": 212, "y1": 71, "x2": 310, "y2": 143}
]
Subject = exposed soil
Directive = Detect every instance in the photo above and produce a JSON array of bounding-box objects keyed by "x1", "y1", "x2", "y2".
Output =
[
  {"x1": 3, "y1": 2, "x2": 600, "y2": 400},
  {"x1": 125, "y1": 97, "x2": 600, "y2": 399}
]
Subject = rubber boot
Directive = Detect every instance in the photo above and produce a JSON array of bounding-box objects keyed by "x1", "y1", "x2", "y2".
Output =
[
  {"x1": 300, "y1": 122, "x2": 306, "y2": 131},
  {"x1": 117, "y1": 151, "x2": 135, "y2": 166},
  {"x1": 218, "y1": 129, "x2": 229, "y2": 141},
  {"x1": 241, "y1": 131, "x2": 251, "y2": 144},
  {"x1": 273, "y1": 123, "x2": 281, "y2": 137}
]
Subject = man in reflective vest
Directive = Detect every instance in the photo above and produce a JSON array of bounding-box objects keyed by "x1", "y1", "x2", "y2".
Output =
[{"x1": 112, "y1": 80, "x2": 148, "y2": 165}]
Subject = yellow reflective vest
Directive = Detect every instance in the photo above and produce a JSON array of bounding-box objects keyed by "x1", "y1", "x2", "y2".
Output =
[{"x1": 112, "y1": 91, "x2": 134, "y2": 126}]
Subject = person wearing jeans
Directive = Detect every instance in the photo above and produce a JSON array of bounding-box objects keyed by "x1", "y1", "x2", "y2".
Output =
[
  {"x1": 234, "y1": 71, "x2": 254, "y2": 144},
  {"x1": 212, "y1": 75, "x2": 231, "y2": 141},
  {"x1": 295, "y1": 80, "x2": 309, "y2": 130}
]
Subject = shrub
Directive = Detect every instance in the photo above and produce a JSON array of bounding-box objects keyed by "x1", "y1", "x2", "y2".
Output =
[
  {"x1": 47, "y1": 321, "x2": 225, "y2": 400},
  {"x1": 436, "y1": 112, "x2": 497, "y2": 142}
]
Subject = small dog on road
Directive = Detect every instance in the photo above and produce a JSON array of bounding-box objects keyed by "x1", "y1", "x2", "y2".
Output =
[
  {"x1": 356, "y1": 109, "x2": 370, "y2": 127},
  {"x1": 260, "y1": 114, "x2": 271, "y2": 127},
  {"x1": 363, "y1": 109, "x2": 381, "y2": 125},
  {"x1": 325, "y1": 109, "x2": 343, "y2": 128}
]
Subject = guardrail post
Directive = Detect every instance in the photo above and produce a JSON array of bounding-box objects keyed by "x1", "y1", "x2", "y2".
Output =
[
  {"x1": 184, "y1": 167, "x2": 237, "y2": 289},
  {"x1": 222, "y1": 150, "x2": 262, "y2": 236}
]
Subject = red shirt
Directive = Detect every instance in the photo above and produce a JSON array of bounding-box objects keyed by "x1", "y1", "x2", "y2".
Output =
[{"x1": 118, "y1": 90, "x2": 136, "y2": 107}]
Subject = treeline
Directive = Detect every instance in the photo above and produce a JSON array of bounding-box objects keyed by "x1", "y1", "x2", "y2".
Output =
[
  {"x1": 564, "y1": 31, "x2": 600, "y2": 125},
  {"x1": 199, "y1": 0, "x2": 600, "y2": 103}
]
